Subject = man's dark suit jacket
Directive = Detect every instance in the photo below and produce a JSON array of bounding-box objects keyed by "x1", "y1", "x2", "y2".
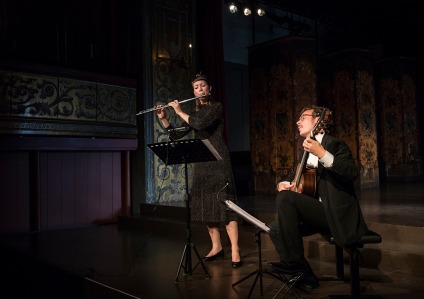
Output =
[{"x1": 285, "y1": 134, "x2": 369, "y2": 247}]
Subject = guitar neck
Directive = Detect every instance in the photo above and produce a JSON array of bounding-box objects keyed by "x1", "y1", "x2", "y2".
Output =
[{"x1": 293, "y1": 150, "x2": 309, "y2": 187}]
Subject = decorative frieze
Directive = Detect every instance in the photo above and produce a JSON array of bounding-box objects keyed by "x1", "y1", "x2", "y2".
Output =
[{"x1": 0, "y1": 69, "x2": 137, "y2": 138}]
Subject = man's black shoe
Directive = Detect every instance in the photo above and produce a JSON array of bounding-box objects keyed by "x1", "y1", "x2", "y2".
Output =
[
  {"x1": 268, "y1": 259, "x2": 319, "y2": 291},
  {"x1": 294, "y1": 273, "x2": 319, "y2": 291},
  {"x1": 268, "y1": 260, "x2": 307, "y2": 274}
]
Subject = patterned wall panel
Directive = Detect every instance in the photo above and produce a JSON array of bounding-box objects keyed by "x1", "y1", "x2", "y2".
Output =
[
  {"x1": 376, "y1": 58, "x2": 422, "y2": 181},
  {"x1": 318, "y1": 49, "x2": 379, "y2": 189},
  {"x1": 59, "y1": 78, "x2": 97, "y2": 121},
  {"x1": 97, "y1": 83, "x2": 136, "y2": 124},
  {"x1": 333, "y1": 70, "x2": 357, "y2": 156},
  {"x1": 250, "y1": 68, "x2": 274, "y2": 193},
  {"x1": 0, "y1": 70, "x2": 137, "y2": 138},
  {"x1": 402, "y1": 75, "x2": 421, "y2": 175},
  {"x1": 10, "y1": 73, "x2": 59, "y2": 118},
  {"x1": 357, "y1": 70, "x2": 379, "y2": 187},
  {"x1": 269, "y1": 64, "x2": 295, "y2": 177},
  {"x1": 379, "y1": 78, "x2": 404, "y2": 175},
  {"x1": 149, "y1": 0, "x2": 194, "y2": 204},
  {"x1": 249, "y1": 37, "x2": 317, "y2": 195}
]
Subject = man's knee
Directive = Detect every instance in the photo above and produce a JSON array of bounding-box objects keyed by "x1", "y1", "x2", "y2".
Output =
[
  {"x1": 269, "y1": 221, "x2": 279, "y2": 235},
  {"x1": 276, "y1": 190, "x2": 294, "y2": 208}
]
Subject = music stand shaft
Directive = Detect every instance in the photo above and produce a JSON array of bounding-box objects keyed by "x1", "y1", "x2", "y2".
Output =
[{"x1": 174, "y1": 160, "x2": 210, "y2": 282}]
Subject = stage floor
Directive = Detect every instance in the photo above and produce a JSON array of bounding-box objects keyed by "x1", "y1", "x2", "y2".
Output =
[{"x1": 0, "y1": 182, "x2": 423, "y2": 299}]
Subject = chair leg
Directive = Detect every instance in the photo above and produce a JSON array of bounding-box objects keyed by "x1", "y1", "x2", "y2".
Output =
[
  {"x1": 328, "y1": 246, "x2": 383, "y2": 299},
  {"x1": 335, "y1": 245, "x2": 345, "y2": 280},
  {"x1": 350, "y1": 246, "x2": 360, "y2": 298}
]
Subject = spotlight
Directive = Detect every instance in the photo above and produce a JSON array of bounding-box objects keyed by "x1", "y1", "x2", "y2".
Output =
[
  {"x1": 243, "y1": 7, "x2": 251, "y2": 16},
  {"x1": 257, "y1": 8, "x2": 265, "y2": 16},
  {"x1": 228, "y1": 3, "x2": 238, "y2": 13}
]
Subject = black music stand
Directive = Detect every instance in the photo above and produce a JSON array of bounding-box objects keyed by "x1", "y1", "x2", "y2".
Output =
[
  {"x1": 148, "y1": 139, "x2": 222, "y2": 283},
  {"x1": 223, "y1": 200, "x2": 288, "y2": 298}
]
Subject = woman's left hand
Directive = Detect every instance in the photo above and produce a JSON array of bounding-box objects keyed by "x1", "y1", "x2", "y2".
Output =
[{"x1": 169, "y1": 100, "x2": 183, "y2": 115}]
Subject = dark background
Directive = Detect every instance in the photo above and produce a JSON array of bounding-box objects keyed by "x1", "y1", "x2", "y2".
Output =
[{"x1": 269, "y1": 0, "x2": 422, "y2": 59}]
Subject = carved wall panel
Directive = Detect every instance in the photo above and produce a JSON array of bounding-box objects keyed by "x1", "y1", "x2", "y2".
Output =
[
  {"x1": 376, "y1": 58, "x2": 422, "y2": 181},
  {"x1": 318, "y1": 49, "x2": 379, "y2": 189},
  {"x1": 356, "y1": 71, "x2": 379, "y2": 187},
  {"x1": 249, "y1": 37, "x2": 317, "y2": 195}
]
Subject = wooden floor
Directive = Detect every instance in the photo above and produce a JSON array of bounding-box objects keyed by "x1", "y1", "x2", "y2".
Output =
[{"x1": 1, "y1": 182, "x2": 424, "y2": 299}]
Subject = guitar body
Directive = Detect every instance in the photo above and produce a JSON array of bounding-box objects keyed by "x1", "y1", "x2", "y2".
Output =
[{"x1": 293, "y1": 168, "x2": 317, "y2": 197}]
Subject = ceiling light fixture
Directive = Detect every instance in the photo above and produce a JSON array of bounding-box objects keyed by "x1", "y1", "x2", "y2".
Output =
[
  {"x1": 227, "y1": 1, "x2": 266, "y2": 17},
  {"x1": 229, "y1": 3, "x2": 238, "y2": 13},
  {"x1": 257, "y1": 8, "x2": 266, "y2": 17}
]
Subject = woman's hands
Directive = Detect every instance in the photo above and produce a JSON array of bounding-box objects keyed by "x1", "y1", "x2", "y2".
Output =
[
  {"x1": 156, "y1": 105, "x2": 166, "y2": 120},
  {"x1": 155, "y1": 100, "x2": 189, "y2": 125},
  {"x1": 167, "y1": 100, "x2": 183, "y2": 115},
  {"x1": 155, "y1": 104, "x2": 171, "y2": 128},
  {"x1": 155, "y1": 100, "x2": 183, "y2": 119}
]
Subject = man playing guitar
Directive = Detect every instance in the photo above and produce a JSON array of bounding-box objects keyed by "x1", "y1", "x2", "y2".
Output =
[{"x1": 268, "y1": 105, "x2": 369, "y2": 291}]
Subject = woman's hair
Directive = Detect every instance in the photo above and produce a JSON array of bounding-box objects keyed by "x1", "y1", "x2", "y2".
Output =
[
  {"x1": 192, "y1": 72, "x2": 210, "y2": 85},
  {"x1": 192, "y1": 71, "x2": 213, "y2": 111}
]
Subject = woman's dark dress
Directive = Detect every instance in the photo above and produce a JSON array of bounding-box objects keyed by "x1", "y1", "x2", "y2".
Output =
[{"x1": 169, "y1": 101, "x2": 238, "y2": 224}]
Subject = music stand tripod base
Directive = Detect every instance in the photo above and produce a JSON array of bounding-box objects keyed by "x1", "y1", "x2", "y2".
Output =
[
  {"x1": 174, "y1": 227, "x2": 210, "y2": 282},
  {"x1": 272, "y1": 272, "x2": 304, "y2": 299},
  {"x1": 231, "y1": 230, "x2": 283, "y2": 298},
  {"x1": 222, "y1": 201, "x2": 283, "y2": 298}
]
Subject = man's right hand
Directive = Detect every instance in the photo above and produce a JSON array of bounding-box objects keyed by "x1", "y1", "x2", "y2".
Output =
[{"x1": 277, "y1": 181, "x2": 294, "y2": 192}]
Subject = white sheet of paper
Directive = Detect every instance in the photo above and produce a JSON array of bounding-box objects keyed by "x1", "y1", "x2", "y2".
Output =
[{"x1": 223, "y1": 200, "x2": 270, "y2": 232}]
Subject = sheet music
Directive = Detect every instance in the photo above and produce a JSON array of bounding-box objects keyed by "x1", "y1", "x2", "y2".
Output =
[
  {"x1": 223, "y1": 200, "x2": 270, "y2": 232},
  {"x1": 201, "y1": 139, "x2": 222, "y2": 161}
]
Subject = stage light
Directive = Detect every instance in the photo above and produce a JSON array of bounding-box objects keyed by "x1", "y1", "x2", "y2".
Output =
[
  {"x1": 257, "y1": 8, "x2": 266, "y2": 16},
  {"x1": 227, "y1": 1, "x2": 265, "y2": 17},
  {"x1": 229, "y1": 3, "x2": 238, "y2": 13}
]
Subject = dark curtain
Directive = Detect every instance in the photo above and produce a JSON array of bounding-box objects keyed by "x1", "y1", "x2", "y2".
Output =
[{"x1": 195, "y1": 0, "x2": 228, "y2": 143}]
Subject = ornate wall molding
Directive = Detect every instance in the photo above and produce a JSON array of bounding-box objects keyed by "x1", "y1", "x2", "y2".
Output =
[
  {"x1": 0, "y1": 67, "x2": 137, "y2": 138},
  {"x1": 376, "y1": 57, "x2": 422, "y2": 181}
]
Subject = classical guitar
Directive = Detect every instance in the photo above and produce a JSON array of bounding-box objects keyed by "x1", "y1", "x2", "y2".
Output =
[{"x1": 292, "y1": 108, "x2": 331, "y2": 197}]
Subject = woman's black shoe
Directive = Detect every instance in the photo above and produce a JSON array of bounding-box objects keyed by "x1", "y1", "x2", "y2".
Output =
[
  {"x1": 231, "y1": 260, "x2": 242, "y2": 268},
  {"x1": 202, "y1": 249, "x2": 224, "y2": 261},
  {"x1": 231, "y1": 252, "x2": 242, "y2": 268}
]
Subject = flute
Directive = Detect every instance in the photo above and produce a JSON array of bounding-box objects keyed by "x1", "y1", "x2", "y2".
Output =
[{"x1": 136, "y1": 93, "x2": 210, "y2": 115}]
